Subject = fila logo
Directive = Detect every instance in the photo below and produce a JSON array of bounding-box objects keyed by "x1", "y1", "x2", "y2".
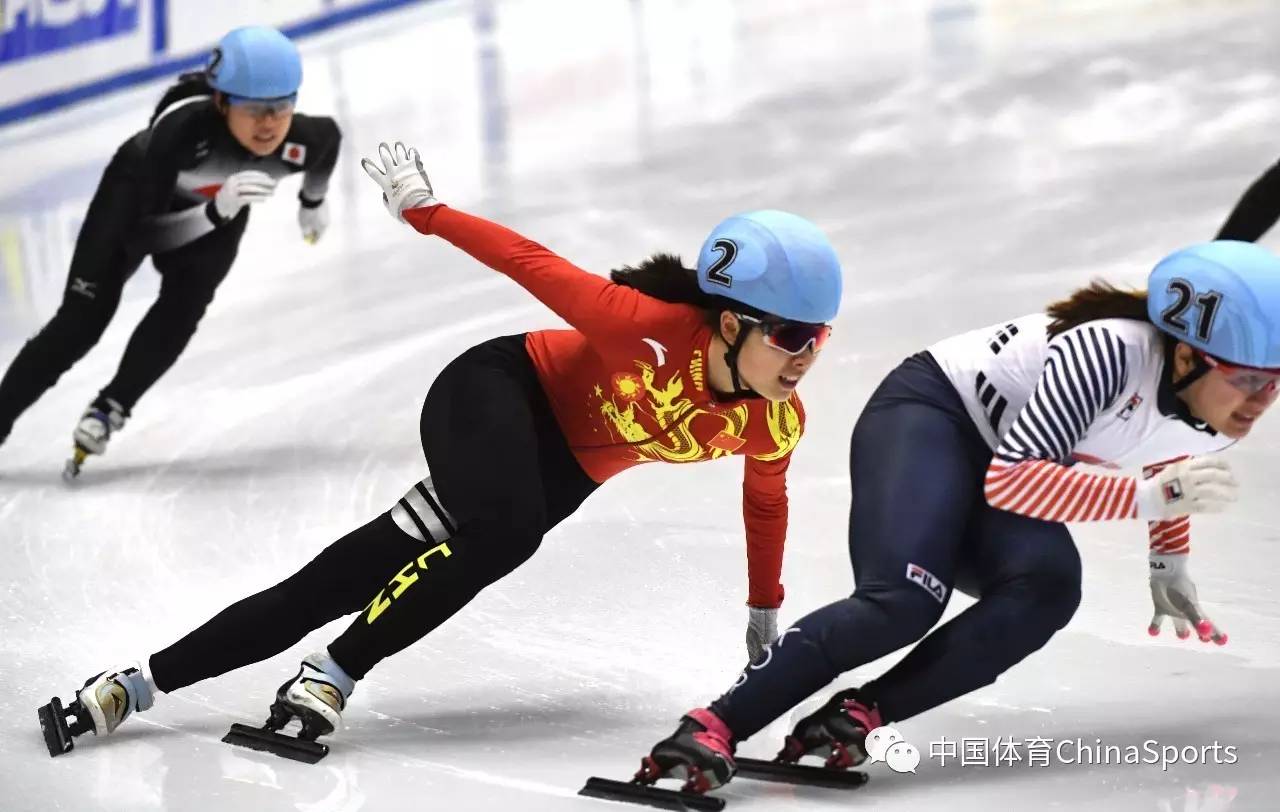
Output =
[
  {"x1": 1117, "y1": 393, "x2": 1143, "y2": 421},
  {"x1": 283, "y1": 142, "x2": 306, "y2": 165},
  {"x1": 906, "y1": 563, "x2": 947, "y2": 604},
  {"x1": 642, "y1": 337, "x2": 668, "y2": 367},
  {"x1": 1162, "y1": 478, "x2": 1184, "y2": 504}
]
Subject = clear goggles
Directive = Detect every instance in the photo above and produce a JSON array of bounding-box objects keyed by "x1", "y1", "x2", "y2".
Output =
[{"x1": 227, "y1": 94, "x2": 297, "y2": 119}]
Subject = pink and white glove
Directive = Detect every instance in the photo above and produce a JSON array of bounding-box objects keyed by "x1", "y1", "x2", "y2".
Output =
[{"x1": 1148, "y1": 552, "x2": 1227, "y2": 645}]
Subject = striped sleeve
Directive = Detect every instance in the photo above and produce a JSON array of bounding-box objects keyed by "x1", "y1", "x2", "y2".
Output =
[
  {"x1": 984, "y1": 325, "x2": 1139, "y2": 522},
  {"x1": 1143, "y1": 458, "x2": 1191, "y2": 554}
]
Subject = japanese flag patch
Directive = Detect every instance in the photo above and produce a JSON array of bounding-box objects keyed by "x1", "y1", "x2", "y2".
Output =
[{"x1": 283, "y1": 142, "x2": 307, "y2": 166}]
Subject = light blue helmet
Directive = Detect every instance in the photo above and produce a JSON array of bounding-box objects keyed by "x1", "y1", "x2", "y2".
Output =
[
  {"x1": 1147, "y1": 240, "x2": 1280, "y2": 368},
  {"x1": 207, "y1": 27, "x2": 302, "y2": 100},
  {"x1": 695, "y1": 210, "x2": 842, "y2": 324}
]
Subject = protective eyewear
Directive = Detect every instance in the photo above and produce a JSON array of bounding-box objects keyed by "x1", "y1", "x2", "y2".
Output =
[
  {"x1": 1200, "y1": 351, "x2": 1280, "y2": 395},
  {"x1": 736, "y1": 314, "x2": 833, "y2": 356},
  {"x1": 227, "y1": 94, "x2": 297, "y2": 119}
]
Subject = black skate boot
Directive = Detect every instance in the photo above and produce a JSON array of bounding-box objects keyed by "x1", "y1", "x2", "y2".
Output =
[
  {"x1": 580, "y1": 708, "x2": 737, "y2": 810},
  {"x1": 637, "y1": 708, "x2": 737, "y2": 794},
  {"x1": 777, "y1": 688, "x2": 883, "y2": 769}
]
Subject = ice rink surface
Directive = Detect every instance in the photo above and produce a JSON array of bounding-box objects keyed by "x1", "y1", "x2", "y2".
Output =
[{"x1": 1, "y1": 1, "x2": 1279, "y2": 809}]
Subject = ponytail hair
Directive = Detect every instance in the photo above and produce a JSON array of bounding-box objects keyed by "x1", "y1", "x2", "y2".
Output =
[
  {"x1": 610, "y1": 253, "x2": 768, "y2": 328},
  {"x1": 1046, "y1": 280, "x2": 1150, "y2": 338},
  {"x1": 150, "y1": 70, "x2": 214, "y2": 127},
  {"x1": 610, "y1": 254, "x2": 711, "y2": 307}
]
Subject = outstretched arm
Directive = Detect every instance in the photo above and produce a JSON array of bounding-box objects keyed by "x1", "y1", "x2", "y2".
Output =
[{"x1": 362, "y1": 141, "x2": 685, "y2": 341}]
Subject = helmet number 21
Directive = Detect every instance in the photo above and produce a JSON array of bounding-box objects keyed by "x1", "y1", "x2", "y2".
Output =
[{"x1": 1160, "y1": 279, "x2": 1222, "y2": 342}]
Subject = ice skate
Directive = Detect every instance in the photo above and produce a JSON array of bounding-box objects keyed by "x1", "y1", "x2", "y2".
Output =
[
  {"x1": 582, "y1": 703, "x2": 868, "y2": 809},
  {"x1": 37, "y1": 663, "x2": 155, "y2": 757},
  {"x1": 776, "y1": 687, "x2": 882, "y2": 769},
  {"x1": 637, "y1": 708, "x2": 738, "y2": 794},
  {"x1": 580, "y1": 708, "x2": 736, "y2": 810},
  {"x1": 63, "y1": 397, "x2": 127, "y2": 480},
  {"x1": 222, "y1": 652, "x2": 354, "y2": 764}
]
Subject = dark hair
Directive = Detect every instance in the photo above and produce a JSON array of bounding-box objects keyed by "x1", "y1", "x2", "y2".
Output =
[
  {"x1": 1046, "y1": 280, "x2": 1150, "y2": 338},
  {"x1": 610, "y1": 253, "x2": 707, "y2": 305},
  {"x1": 150, "y1": 71, "x2": 214, "y2": 127},
  {"x1": 610, "y1": 253, "x2": 763, "y2": 327}
]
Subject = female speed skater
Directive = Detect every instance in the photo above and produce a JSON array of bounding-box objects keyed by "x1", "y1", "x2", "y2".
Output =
[
  {"x1": 0, "y1": 26, "x2": 341, "y2": 478},
  {"x1": 36, "y1": 141, "x2": 844, "y2": 760},
  {"x1": 636, "y1": 239, "x2": 1280, "y2": 795}
]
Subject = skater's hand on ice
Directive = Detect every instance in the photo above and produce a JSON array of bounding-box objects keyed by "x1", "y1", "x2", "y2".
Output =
[
  {"x1": 745, "y1": 606, "x2": 778, "y2": 662},
  {"x1": 1135, "y1": 457, "x2": 1237, "y2": 520},
  {"x1": 1148, "y1": 552, "x2": 1227, "y2": 645},
  {"x1": 299, "y1": 196, "x2": 330, "y2": 243},
  {"x1": 214, "y1": 170, "x2": 278, "y2": 222},
  {"x1": 361, "y1": 141, "x2": 436, "y2": 223}
]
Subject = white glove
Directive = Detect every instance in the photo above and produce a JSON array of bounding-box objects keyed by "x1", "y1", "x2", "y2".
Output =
[
  {"x1": 745, "y1": 606, "x2": 779, "y2": 663},
  {"x1": 360, "y1": 141, "x2": 437, "y2": 223},
  {"x1": 1148, "y1": 552, "x2": 1227, "y2": 645},
  {"x1": 213, "y1": 170, "x2": 277, "y2": 221},
  {"x1": 1134, "y1": 457, "x2": 1237, "y2": 520},
  {"x1": 299, "y1": 198, "x2": 330, "y2": 244}
]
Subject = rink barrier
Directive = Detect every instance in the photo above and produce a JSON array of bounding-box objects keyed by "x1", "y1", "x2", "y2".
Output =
[{"x1": 0, "y1": 0, "x2": 429, "y2": 128}]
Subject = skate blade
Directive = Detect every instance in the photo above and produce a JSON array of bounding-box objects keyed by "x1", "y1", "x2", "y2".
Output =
[
  {"x1": 222, "y1": 723, "x2": 329, "y2": 764},
  {"x1": 736, "y1": 757, "x2": 869, "y2": 789},
  {"x1": 62, "y1": 448, "x2": 88, "y2": 482},
  {"x1": 579, "y1": 777, "x2": 725, "y2": 811},
  {"x1": 37, "y1": 697, "x2": 75, "y2": 757}
]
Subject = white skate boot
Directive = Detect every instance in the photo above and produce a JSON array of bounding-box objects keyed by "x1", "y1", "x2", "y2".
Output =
[
  {"x1": 223, "y1": 651, "x2": 355, "y2": 763},
  {"x1": 38, "y1": 663, "x2": 155, "y2": 756},
  {"x1": 64, "y1": 397, "x2": 127, "y2": 480}
]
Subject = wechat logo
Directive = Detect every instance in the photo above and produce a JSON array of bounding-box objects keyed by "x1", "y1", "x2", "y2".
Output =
[{"x1": 865, "y1": 725, "x2": 921, "y2": 774}]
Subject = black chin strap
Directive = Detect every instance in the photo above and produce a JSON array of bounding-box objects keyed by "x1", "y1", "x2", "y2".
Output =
[
  {"x1": 1159, "y1": 339, "x2": 1215, "y2": 433},
  {"x1": 1172, "y1": 354, "x2": 1211, "y2": 393},
  {"x1": 716, "y1": 325, "x2": 761, "y2": 403}
]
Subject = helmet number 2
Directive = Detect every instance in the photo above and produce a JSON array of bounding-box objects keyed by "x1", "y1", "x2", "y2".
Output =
[
  {"x1": 705, "y1": 238, "x2": 738, "y2": 288},
  {"x1": 1160, "y1": 279, "x2": 1222, "y2": 342}
]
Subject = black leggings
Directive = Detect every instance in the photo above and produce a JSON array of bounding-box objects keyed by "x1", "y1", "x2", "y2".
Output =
[
  {"x1": 0, "y1": 140, "x2": 247, "y2": 437},
  {"x1": 711, "y1": 352, "x2": 1082, "y2": 737},
  {"x1": 149, "y1": 334, "x2": 598, "y2": 691}
]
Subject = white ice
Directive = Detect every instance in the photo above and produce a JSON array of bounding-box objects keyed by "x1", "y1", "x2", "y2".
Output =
[{"x1": 1, "y1": 1, "x2": 1279, "y2": 810}]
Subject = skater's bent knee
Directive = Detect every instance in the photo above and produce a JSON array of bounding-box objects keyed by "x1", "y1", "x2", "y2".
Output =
[{"x1": 809, "y1": 589, "x2": 945, "y2": 670}]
